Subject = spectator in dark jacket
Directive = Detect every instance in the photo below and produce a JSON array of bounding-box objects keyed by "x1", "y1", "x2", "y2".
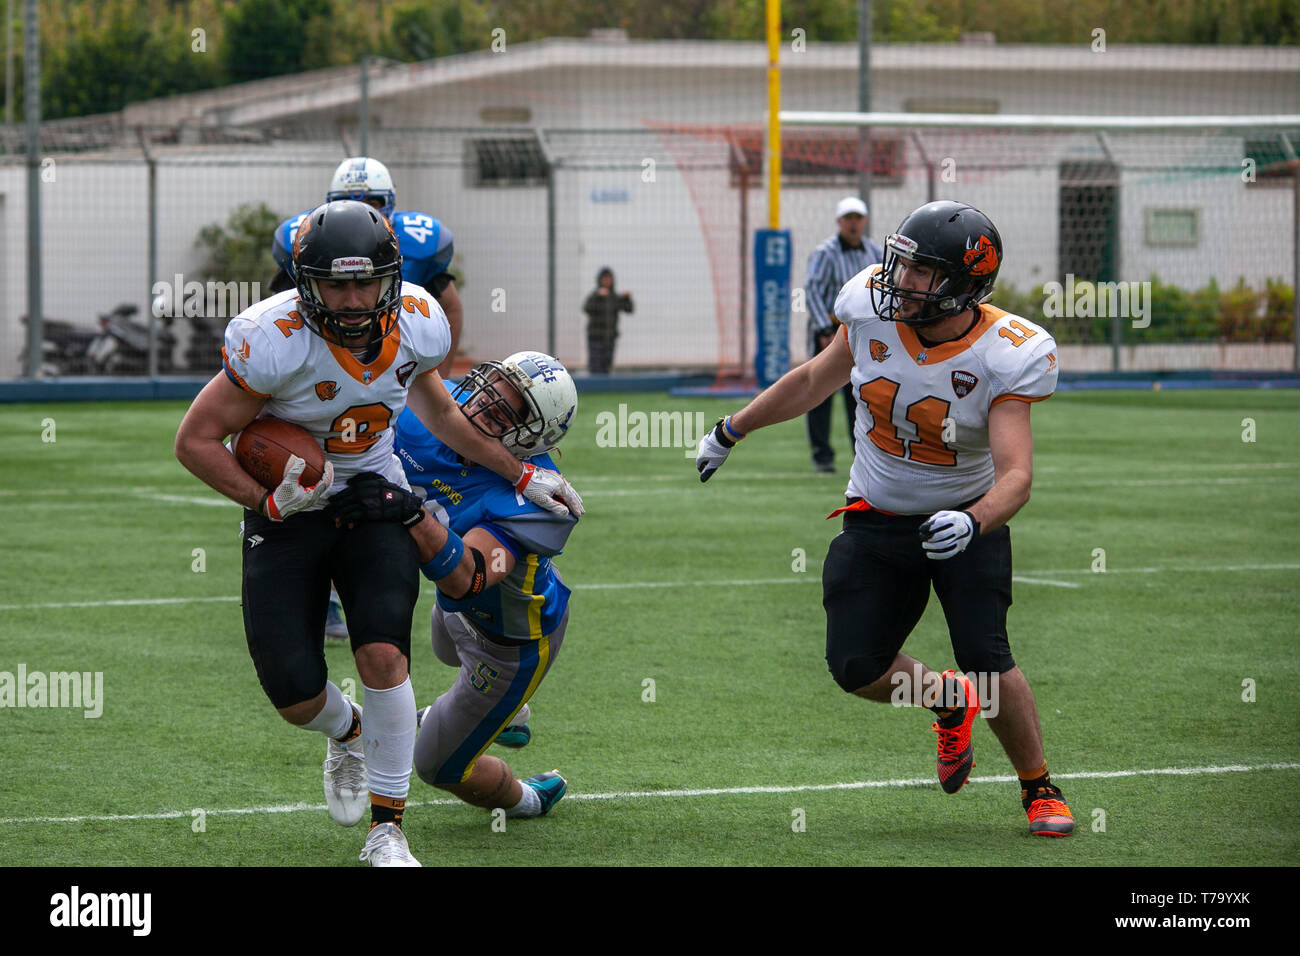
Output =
[{"x1": 583, "y1": 267, "x2": 634, "y2": 374}]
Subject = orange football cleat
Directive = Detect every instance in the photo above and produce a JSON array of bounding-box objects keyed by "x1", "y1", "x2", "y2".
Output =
[
  {"x1": 931, "y1": 669, "x2": 979, "y2": 794},
  {"x1": 1024, "y1": 785, "x2": 1075, "y2": 837}
]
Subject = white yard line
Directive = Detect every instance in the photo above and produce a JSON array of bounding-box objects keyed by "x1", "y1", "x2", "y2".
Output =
[
  {"x1": 3, "y1": 562, "x2": 1296, "y2": 611},
  {"x1": 4, "y1": 762, "x2": 1296, "y2": 826}
]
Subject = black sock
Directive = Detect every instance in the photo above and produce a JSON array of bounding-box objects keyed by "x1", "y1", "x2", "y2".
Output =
[
  {"x1": 335, "y1": 706, "x2": 361, "y2": 744},
  {"x1": 370, "y1": 795, "x2": 405, "y2": 828},
  {"x1": 928, "y1": 674, "x2": 965, "y2": 725}
]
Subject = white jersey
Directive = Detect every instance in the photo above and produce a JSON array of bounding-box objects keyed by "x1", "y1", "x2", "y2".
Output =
[
  {"x1": 222, "y1": 282, "x2": 451, "y2": 495},
  {"x1": 833, "y1": 265, "x2": 1058, "y2": 515}
]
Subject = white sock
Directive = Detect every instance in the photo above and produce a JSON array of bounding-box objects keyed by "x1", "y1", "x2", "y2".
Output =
[
  {"x1": 301, "y1": 680, "x2": 355, "y2": 739},
  {"x1": 506, "y1": 779, "x2": 541, "y2": 818},
  {"x1": 362, "y1": 678, "x2": 416, "y2": 800},
  {"x1": 510, "y1": 703, "x2": 531, "y2": 727}
]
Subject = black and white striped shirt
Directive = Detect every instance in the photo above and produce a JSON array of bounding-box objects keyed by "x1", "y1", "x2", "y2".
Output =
[{"x1": 805, "y1": 234, "x2": 884, "y2": 351}]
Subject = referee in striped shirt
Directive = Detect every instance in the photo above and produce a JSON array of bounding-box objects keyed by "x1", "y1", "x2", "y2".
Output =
[{"x1": 805, "y1": 196, "x2": 884, "y2": 473}]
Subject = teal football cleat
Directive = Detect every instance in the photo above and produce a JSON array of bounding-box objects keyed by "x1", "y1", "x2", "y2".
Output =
[
  {"x1": 521, "y1": 770, "x2": 567, "y2": 816},
  {"x1": 494, "y1": 723, "x2": 531, "y2": 748},
  {"x1": 494, "y1": 703, "x2": 532, "y2": 749},
  {"x1": 324, "y1": 598, "x2": 349, "y2": 641}
]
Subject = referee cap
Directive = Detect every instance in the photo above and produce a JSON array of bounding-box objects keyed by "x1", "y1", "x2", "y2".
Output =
[{"x1": 836, "y1": 196, "x2": 868, "y2": 219}]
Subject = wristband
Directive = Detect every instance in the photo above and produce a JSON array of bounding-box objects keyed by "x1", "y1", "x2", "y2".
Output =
[
  {"x1": 961, "y1": 510, "x2": 982, "y2": 539},
  {"x1": 421, "y1": 529, "x2": 465, "y2": 581},
  {"x1": 258, "y1": 491, "x2": 273, "y2": 519},
  {"x1": 721, "y1": 416, "x2": 746, "y2": 442}
]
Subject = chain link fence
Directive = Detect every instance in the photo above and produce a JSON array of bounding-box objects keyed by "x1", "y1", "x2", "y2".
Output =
[{"x1": 2, "y1": 119, "x2": 1296, "y2": 378}]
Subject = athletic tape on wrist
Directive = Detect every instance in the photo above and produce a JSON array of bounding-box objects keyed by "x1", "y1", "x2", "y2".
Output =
[{"x1": 421, "y1": 529, "x2": 465, "y2": 581}]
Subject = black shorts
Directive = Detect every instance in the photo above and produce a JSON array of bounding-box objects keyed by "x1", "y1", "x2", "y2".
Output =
[
  {"x1": 241, "y1": 508, "x2": 420, "y2": 708},
  {"x1": 821, "y1": 506, "x2": 1015, "y2": 693}
]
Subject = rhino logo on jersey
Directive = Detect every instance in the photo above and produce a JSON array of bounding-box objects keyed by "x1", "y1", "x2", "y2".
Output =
[
  {"x1": 951, "y1": 370, "x2": 979, "y2": 398},
  {"x1": 396, "y1": 361, "x2": 419, "y2": 388},
  {"x1": 315, "y1": 380, "x2": 339, "y2": 401},
  {"x1": 869, "y1": 339, "x2": 891, "y2": 363}
]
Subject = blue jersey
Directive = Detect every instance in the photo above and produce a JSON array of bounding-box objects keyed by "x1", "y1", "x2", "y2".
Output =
[
  {"x1": 273, "y1": 209, "x2": 455, "y2": 292},
  {"x1": 394, "y1": 397, "x2": 576, "y2": 642}
]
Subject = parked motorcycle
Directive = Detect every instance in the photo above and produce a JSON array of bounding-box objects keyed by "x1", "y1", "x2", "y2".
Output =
[
  {"x1": 20, "y1": 314, "x2": 101, "y2": 377},
  {"x1": 86, "y1": 303, "x2": 178, "y2": 375}
]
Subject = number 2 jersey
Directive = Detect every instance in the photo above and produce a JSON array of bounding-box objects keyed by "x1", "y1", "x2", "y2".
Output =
[
  {"x1": 394, "y1": 389, "x2": 577, "y2": 643},
  {"x1": 221, "y1": 283, "x2": 451, "y2": 492},
  {"x1": 833, "y1": 264, "x2": 1059, "y2": 515}
]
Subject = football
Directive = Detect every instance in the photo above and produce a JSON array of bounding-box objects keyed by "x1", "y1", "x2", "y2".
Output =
[{"x1": 234, "y1": 417, "x2": 326, "y2": 491}]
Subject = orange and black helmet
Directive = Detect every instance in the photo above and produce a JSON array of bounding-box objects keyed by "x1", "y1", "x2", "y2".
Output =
[
  {"x1": 292, "y1": 199, "x2": 403, "y2": 346},
  {"x1": 870, "y1": 200, "x2": 1002, "y2": 327}
]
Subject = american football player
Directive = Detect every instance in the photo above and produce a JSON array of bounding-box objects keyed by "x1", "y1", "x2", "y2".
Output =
[
  {"x1": 695, "y1": 200, "x2": 1073, "y2": 837},
  {"x1": 269, "y1": 157, "x2": 462, "y2": 377},
  {"x1": 270, "y1": 157, "x2": 463, "y2": 641},
  {"x1": 175, "y1": 202, "x2": 582, "y2": 866},
  {"x1": 329, "y1": 351, "x2": 578, "y2": 822}
]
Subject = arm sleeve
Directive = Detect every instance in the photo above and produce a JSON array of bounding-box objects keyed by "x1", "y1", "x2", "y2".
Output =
[
  {"x1": 991, "y1": 333, "x2": 1059, "y2": 406},
  {"x1": 221, "y1": 318, "x2": 278, "y2": 398},
  {"x1": 430, "y1": 226, "x2": 454, "y2": 277},
  {"x1": 486, "y1": 511, "x2": 577, "y2": 557},
  {"x1": 403, "y1": 285, "x2": 452, "y2": 375},
  {"x1": 832, "y1": 264, "x2": 882, "y2": 327},
  {"x1": 271, "y1": 231, "x2": 291, "y2": 276}
]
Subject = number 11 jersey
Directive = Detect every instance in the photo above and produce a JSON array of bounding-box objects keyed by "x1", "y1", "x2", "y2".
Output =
[{"x1": 833, "y1": 265, "x2": 1058, "y2": 515}]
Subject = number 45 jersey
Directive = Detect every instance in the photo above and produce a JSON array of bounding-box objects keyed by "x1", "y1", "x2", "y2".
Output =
[
  {"x1": 833, "y1": 265, "x2": 1058, "y2": 515},
  {"x1": 222, "y1": 282, "x2": 451, "y2": 488}
]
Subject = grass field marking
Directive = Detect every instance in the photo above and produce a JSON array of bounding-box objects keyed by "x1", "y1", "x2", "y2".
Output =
[
  {"x1": 5, "y1": 562, "x2": 1298, "y2": 611},
  {"x1": 5, "y1": 762, "x2": 1297, "y2": 826},
  {"x1": 144, "y1": 493, "x2": 232, "y2": 507},
  {"x1": 0, "y1": 596, "x2": 241, "y2": 611},
  {"x1": 572, "y1": 461, "x2": 1300, "y2": 483},
  {"x1": 1020, "y1": 563, "x2": 1300, "y2": 576},
  {"x1": 522, "y1": 475, "x2": 1300, "y2": 497}
]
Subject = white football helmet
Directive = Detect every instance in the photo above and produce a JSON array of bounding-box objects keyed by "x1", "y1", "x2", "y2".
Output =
[
  {"x1": 455, "y1": 351, "x2": 578, "y2": 460},
  {"x1": 326, "y1": 157, "x2": 396, "y2": 220}
]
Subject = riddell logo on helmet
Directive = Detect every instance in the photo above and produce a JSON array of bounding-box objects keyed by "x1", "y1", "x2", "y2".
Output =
[
  {"x1": 963, "y1": 235, "x2": 999, "y2": 276},
  {"x1": 331, "y1": 257, "x2": 373, "y2": 274}
]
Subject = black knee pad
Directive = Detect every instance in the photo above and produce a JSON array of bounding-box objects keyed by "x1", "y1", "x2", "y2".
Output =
[{"x1": 826, "y1": 651, "x2": 892, "y2": 694}]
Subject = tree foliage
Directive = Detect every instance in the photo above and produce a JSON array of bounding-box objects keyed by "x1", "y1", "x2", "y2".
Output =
[
  {"x1": 5, "y1": 0, "x2": 1295, "y2": 121},
  {"x1": 194, "y1": 202, "x2": 282, "y2": 286}
]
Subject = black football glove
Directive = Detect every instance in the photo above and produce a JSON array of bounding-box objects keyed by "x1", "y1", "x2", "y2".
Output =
[{"x1": 328, "y1": 472, "x2": 426, "y2": 528}]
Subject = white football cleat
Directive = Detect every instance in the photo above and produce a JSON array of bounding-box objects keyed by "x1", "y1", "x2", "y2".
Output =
[
  {"x1": 323, "y1": 701, "x2": 367, "y2": 827},
  {"x1": 359, "y1": 822, "x2": 421, "y2": 867}
]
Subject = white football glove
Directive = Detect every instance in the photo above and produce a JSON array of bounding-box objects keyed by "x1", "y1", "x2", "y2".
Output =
[
  {"x1": 696, "y1": 418, "x2": 741, "y2": 483},
  {"x1": 516, "y1": 462, "x2": 584, "y2": 518},
  {"x1": 918, "y1": 510, "x2": 980, "y2": 560},
  {"x1": 261, "y1": 455, "x2": 334, "y2": 522}
]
